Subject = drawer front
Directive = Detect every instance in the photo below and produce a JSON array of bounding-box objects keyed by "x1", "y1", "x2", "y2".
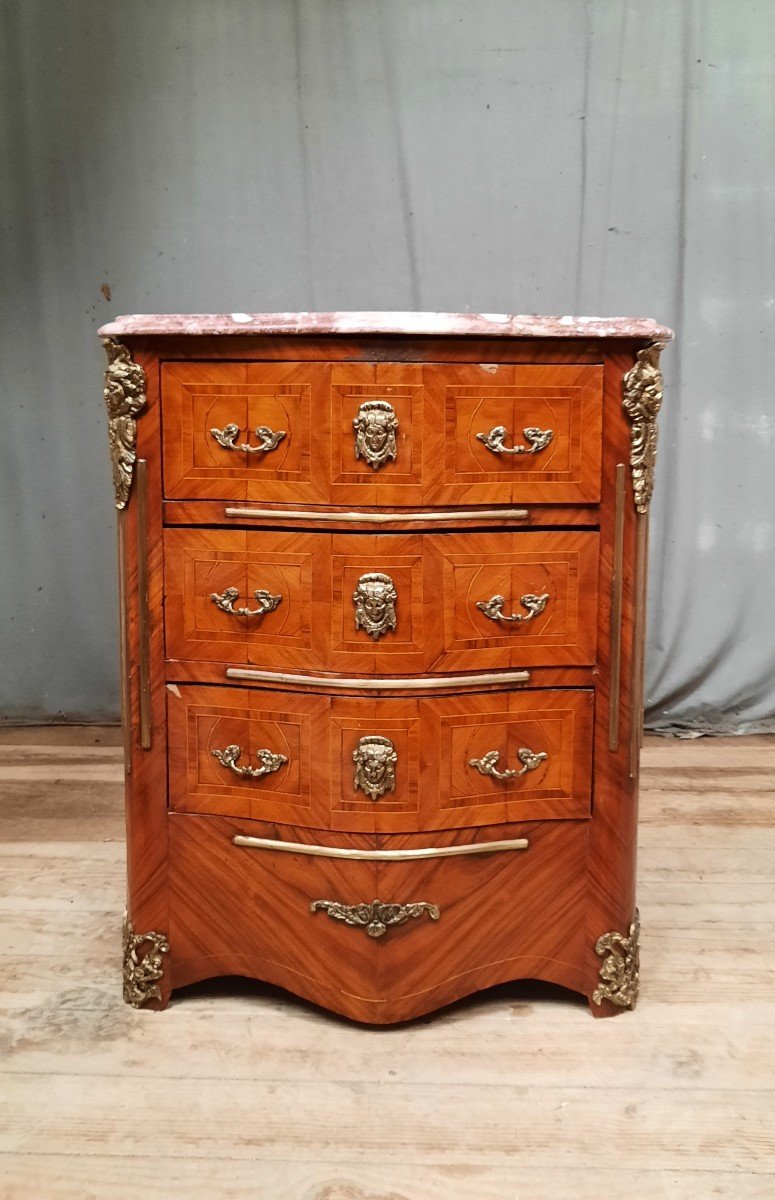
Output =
[
  {"x1": 161, "y1": 360, "x2": 602, "y2": 505},
  {"x1": 167, "y1": 684, "x2": 593, "y2": 830},
  {"x1": 423, "y1": 362, "x2": 603, "y2": 505},
  {"x1": 164, "y1": 528, "x2": 331, "y2": 672},
  {"x1": 167, "y1": 685, "x2": 332, "y2": 827},
  {"x1": 161, "y1": 361, "x2": 331, "y2": 503},
  {"x1": 168, "y1": 813, "x2": 589, "y2": 1023},
  {"x1": 164, "y1": 528, "x2": 599, "y2": 672}
]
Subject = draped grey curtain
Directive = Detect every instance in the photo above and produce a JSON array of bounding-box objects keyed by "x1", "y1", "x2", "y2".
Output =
[{"x1": 1, "y1": 0, "x2": 773, "y2": 730}]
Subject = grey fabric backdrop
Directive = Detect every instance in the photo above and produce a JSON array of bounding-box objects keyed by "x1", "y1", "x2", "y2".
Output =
[{"x1": 1, "y1": 0, "x2": 773, "y2": 730}]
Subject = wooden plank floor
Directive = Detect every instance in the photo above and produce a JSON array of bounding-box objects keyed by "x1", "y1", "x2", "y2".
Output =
[{"x1": 1, "y1": 728, "x2": 774, "y2": 1199}]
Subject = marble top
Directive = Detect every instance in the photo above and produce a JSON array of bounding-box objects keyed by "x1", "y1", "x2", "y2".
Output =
[{"x1": 98, "y1": 311, "x2": 674, "y2": 341}]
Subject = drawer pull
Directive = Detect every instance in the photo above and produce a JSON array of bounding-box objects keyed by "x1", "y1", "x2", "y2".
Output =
[
  {"x1": 476, "y1": 592, "x2": 549, "y2": 624},
  {"x1": 232, "y1": 835, "x2": 529, "y2": 860},
  {"x1": 227, "y1": 667, "x2": 531, "y2": 689},
  {"x1": 353, "y1": 735, "x2": 397, "y2": 801},
  {"x1": 211, "y1": 743, "x2": 288, "y2": 778},
  {"x1": 476, "y1": 425, "x2": 553, "y2": 456},
  {"x1": 353, "y1": 400, "x2": 399, "y2": 470},
  {"x1": 353, "y1": 573, "x2": 397, "y2": 641},
  {"x1": 210, "y1": 587, "x2": 282, "y2": 618},
  {"x1": 224, "y1": 506, "x2": 529, "y2": 524},
  {"x1": 210, "y1": 423, "x2": 287, "y2": 454},
  {"x1": 469, "y1": 746, "x2": 548, "y2": 781},
  {"x1": 311, "y1": 898, "x2": 440, "y2": 939}
]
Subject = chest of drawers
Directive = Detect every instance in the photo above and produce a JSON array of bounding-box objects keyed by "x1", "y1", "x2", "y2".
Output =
[{"x1": 101, "y1": 312, "x2": 672, "y2": 1021}]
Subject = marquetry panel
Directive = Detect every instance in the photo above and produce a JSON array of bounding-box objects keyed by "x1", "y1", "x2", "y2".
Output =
[
  {"x1": 330, "y1": 363, "x2": 424, "y2": 505},
  {"x1": 167, "y1": 684, "x2": 331, "y2": 826},
  {"x1": 423, "y1": 362, "x2": 603, "y2": 504},
  {"x1": 420, "y1": 689, "x2": 594, "y2": 827},
  {"x1": 161, "y1": 361, "x2": 330, "y2": 502},
  {"x1": 329, "y1": 533, "x2": 441, "y2": 674},
  {"x1": 164, "y1": 528, "x2": 594, "y2": 677},
  {"x1": 164, "y1": 528, "x2": 327, "y2": 671},
  {"x1": 168, "y1": 813, "x2": 588, "y2": 1022},
  {"x1": 329, "y1": 697, "x2": 420, "y2": 824},
  {"x1": 430, "y1": 530, "x2": 599, "y2": 670}
]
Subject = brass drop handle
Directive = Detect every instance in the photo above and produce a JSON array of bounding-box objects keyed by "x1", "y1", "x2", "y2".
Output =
[
  {"x1": 310, "y1": 898, "x2": 440, "y2": 939},
  {"x1": 210, "y1": 423, "x2": 286, "y2": 453},
  {"x1": 469, "y1": 746, "x2": 548, "y2": 781},
  {"x1": 476, "y1": 425, "x2": 553, "y2": 455},
  {"x1": 477, "y1": 592, "x2": 549, "y2": 624},
  {"x1": 211, "y1": 744, "x2": 288, "y2": 778},
  {"x1": 210, "y1": 587, "x2": 282, "y2": 617}
]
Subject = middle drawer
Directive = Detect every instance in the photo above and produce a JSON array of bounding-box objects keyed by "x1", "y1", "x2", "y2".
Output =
[
  {"x1": 164, "y1": 528, "x2": 599, "y2": 673},
  {"x1": 167, "y1": 682, "x2": 593, "y2": 831}
]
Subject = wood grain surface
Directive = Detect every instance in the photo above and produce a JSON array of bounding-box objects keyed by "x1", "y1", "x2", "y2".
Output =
[
  {"x1": 121, "y1": 331, "x2": 650, "y2": 1024},
  {"x1": 166, "y1": 683, "x2": 593, "y2": 833},
  {"x1": 0, "y1": 730, "x2": 772, "y2": 1199},
  {"x1": 160, "y1": 357, "x2": 603, "y2": 505},
  {"x1": 164, "y1": 527, "x2": 600, "y2": 673}
]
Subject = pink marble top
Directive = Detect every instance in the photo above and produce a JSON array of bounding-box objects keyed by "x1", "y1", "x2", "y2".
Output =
[{"x1": 98, "y1": 311, "x2": 673, "y2": 341}]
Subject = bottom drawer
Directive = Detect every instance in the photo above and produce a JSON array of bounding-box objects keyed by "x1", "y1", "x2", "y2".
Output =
[{"x1": 168, "y1": 813, "x2": 590, "y2": 1023}]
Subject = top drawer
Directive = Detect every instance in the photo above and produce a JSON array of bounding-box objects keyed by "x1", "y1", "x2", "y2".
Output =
[{"x1": 161, "y1": 361, "x2": 603, "y2": 506}]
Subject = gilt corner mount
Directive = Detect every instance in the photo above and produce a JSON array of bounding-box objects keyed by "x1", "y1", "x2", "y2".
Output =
[
  {"x1": 102, "y1": 337, "x2": 147, "y2": 510},
  {"x1": 622, "y1": 341, "x2": 666, "y2": 515},
  {"x1": 592, "y1": 910, "x2": 640, "y2": 1010},
  {"x1": 122, "y1": 913, "x2": 170, "y2": 1008}
]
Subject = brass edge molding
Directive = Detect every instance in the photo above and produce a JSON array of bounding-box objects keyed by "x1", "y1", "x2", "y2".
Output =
[
  {"x1": 122, "y1": 912, "x2": 170, "y2": 1008},
  {"x1": 622, "y1": 341, "x2": 665, "y2": 514},
  {"x1": 592, "y1": 910, "x2": 640, "y2": 1010},
  {"x1": 136, "y1": 460, "x2": 151, "y2": 749},
  {"x1": 232, "y1": 835, "x2": 530, "y2": 861},
  {"x1": 116, "y1": 513, "x2": 132, "y2": 775},
  {"x1": 102, "y1": 338, "x2": 147, "y2": 510},
  {"x1": 224, "y1": 507, "x2": 530, "y2": 524},
  {"x1": 310, "y1": 898, "x2": 440, "y2": 939},
  {"x1": 630, "y1": 514, "x2": 650, "y2": 777},
  {"x1": 608, "y1": 464, "x2": 626, "y2": 751},
  {"x1": 226, "y1": 667, "x2": 531, "y2": 689}
]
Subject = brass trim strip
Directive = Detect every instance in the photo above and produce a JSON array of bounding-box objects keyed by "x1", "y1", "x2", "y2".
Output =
[
  {"x1": 116, "y1": 512, "x2": 131, "y2": 774},
  {"x1": 136, "y1": 459, "x2": 151, "y2": 750},
  {"x1": 223, "y1": 506, "x2": 529, "y2": 524},
  {"x1": 232, "y1": 835, "x2": 529, "y2": 861},
  {"x1": 225, "y1": 667, "x2": 531, "y2": 689},
  {"x1": 608, "y1": 464, "x2": 626, "y2": 751},
  {"x1": 630, "y1": 513, "x2": 650, "y2": 776}
]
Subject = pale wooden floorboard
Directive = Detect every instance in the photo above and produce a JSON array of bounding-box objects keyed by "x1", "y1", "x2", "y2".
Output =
[{"x1": 1, "y1": 731, "x2": 774, "y2": 1199}]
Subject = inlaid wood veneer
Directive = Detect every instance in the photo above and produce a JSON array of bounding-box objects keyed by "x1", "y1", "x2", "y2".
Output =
[{"x1": 101, "y1": 311, "x2": 671, "y2": 1021}]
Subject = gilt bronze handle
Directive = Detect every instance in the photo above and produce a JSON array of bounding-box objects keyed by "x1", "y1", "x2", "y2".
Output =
[
  {"x1": 310, "y1": 898, "x2": 440, "y2": 939},
  {"x1": 210, "y1": 423, "x2": 286, "y2": 453},
  {"x1": 210, "y1": 587, "x2": 282, "y2": 618},
  {"x1": 211, "y1": 744, "x2": 288, "y2": 778},
  {"x1": 476, "y1": 592, "x2": 549, "y2": 624},
  {"x1": 469, "y1": 746, "x2": 548, "y2": 781},
  {"x1": 476, "y1": 425, "x2": 553, "y2": 455}
]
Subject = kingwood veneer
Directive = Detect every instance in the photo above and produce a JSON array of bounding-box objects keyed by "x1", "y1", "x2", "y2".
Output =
[{"x1": 100, "y1": 311, "x2": 672, "y2": 1022}]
